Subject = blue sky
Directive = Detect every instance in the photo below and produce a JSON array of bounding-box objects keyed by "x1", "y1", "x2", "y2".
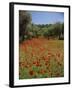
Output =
[{"x1": 30, "y1": 11, "x2": 64, "y2": 25}]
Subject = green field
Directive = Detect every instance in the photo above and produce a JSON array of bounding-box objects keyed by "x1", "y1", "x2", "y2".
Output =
[{"x1": 19, "y1": 38, "x2": 64, "y2": 79}]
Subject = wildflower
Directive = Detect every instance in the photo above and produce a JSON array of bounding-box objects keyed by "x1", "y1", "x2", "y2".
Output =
[
  {"x1": 29, "y1": 70, "x2": 34, "y2": 76},
  {"x1": 39, "y1": 69, "x2": 46, "y2": 74}
]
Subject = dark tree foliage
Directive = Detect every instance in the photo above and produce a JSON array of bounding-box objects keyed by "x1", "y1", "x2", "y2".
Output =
[{"x1": 19, "y1": 10, "x2": 31, "y2": 42}]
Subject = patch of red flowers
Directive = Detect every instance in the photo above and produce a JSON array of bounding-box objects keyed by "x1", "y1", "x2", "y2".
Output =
[
  {"x1": 19, "y1": 38, "x2": 64, "y2": 79},
  {"x1": 29, "y1": 70, "x2": 34, "y2": 76}
]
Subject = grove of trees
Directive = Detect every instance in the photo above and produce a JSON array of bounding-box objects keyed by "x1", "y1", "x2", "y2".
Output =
[{"x1": 19, "y1": 11, "x2": 64, "y2": 42}]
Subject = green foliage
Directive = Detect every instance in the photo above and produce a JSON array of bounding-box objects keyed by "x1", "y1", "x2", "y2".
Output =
[
  {"x1": 19, "y1": 11, "x2": 64, "y2": 42},
  {"x1": 29, "y1": 23, "x2": 64, "y2": 40},
  {"x1": 19, "y1": 10, "x2": 32, "y2": 42}
]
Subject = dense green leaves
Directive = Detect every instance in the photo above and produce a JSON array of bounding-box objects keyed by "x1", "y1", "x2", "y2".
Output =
[
  {"x1": 19, "y1": 11, "x2": 64, "y2": 42},
  {"x1": 19, "y1": 10, "x2": 32, "y2": 42}
]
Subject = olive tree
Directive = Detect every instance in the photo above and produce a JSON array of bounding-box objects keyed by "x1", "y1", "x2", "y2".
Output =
[{"x1": 19, "y1": 10, "x2": 31, "y2": 42}]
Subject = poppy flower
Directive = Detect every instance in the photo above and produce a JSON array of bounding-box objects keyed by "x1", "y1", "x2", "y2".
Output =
[
  {"x1": 39, "y1": 69, "x2": 46, "y2": 74},
  {"x1": 29, "y1": 70, "x2": 34, "y2": 76}
]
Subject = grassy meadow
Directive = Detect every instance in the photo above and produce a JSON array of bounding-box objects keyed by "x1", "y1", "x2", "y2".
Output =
[{"x1": 19, "y1": 38, "x2": 64, "y2": 79}]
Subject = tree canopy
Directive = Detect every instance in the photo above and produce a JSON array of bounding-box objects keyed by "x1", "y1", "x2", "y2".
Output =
[{"x1": 19, "y1": 11, "x2": 64, "y2": 42}]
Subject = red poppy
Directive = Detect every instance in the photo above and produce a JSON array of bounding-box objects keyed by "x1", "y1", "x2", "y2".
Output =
[
  {"x1": 29, "y1": 70, "x2": 34, "y2": 76},
  {"x1": 39, "y1": 69, "x2": 46, "y2": 74}
]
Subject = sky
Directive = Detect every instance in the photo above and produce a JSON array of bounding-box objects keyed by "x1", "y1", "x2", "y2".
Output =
[{"x1": 30, "y1": 11, "x2": 64, "y2": 25}]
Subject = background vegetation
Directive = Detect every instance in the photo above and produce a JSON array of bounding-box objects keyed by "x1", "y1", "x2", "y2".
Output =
[{"x1": 19, "y1": 10, "x2": 64, "y2": 43}]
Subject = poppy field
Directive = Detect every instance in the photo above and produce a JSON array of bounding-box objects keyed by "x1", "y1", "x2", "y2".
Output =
[{"x1": 19, "y1": 38, "x2": 64, "y2": 79}]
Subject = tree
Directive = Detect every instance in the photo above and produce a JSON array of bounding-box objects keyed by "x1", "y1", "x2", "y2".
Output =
[
  {"x1": 31, "y1": 24, "x2": 40, "y2": 38},
  {"x1": 19, "y1": 10, "x2": 31, "y2": 42},
  {"x1": 51, "y1": 22, "x2": 62, "y2": 39},
  {"x1": 60, "y1": 23, "x2": 64, "y2": 40},
  {"x1": 61, "y1": 23, "x2": 64, "y2": 35}
]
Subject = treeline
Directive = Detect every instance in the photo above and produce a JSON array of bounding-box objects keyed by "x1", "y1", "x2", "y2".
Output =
[{"x1": 19, "y1": 11, "x2": 64, "y2": 42}]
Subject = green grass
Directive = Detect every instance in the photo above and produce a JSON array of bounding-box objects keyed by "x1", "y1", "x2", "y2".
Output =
[{"x1": 19, "y1": 38, "x2": 64, "y2": 79}]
